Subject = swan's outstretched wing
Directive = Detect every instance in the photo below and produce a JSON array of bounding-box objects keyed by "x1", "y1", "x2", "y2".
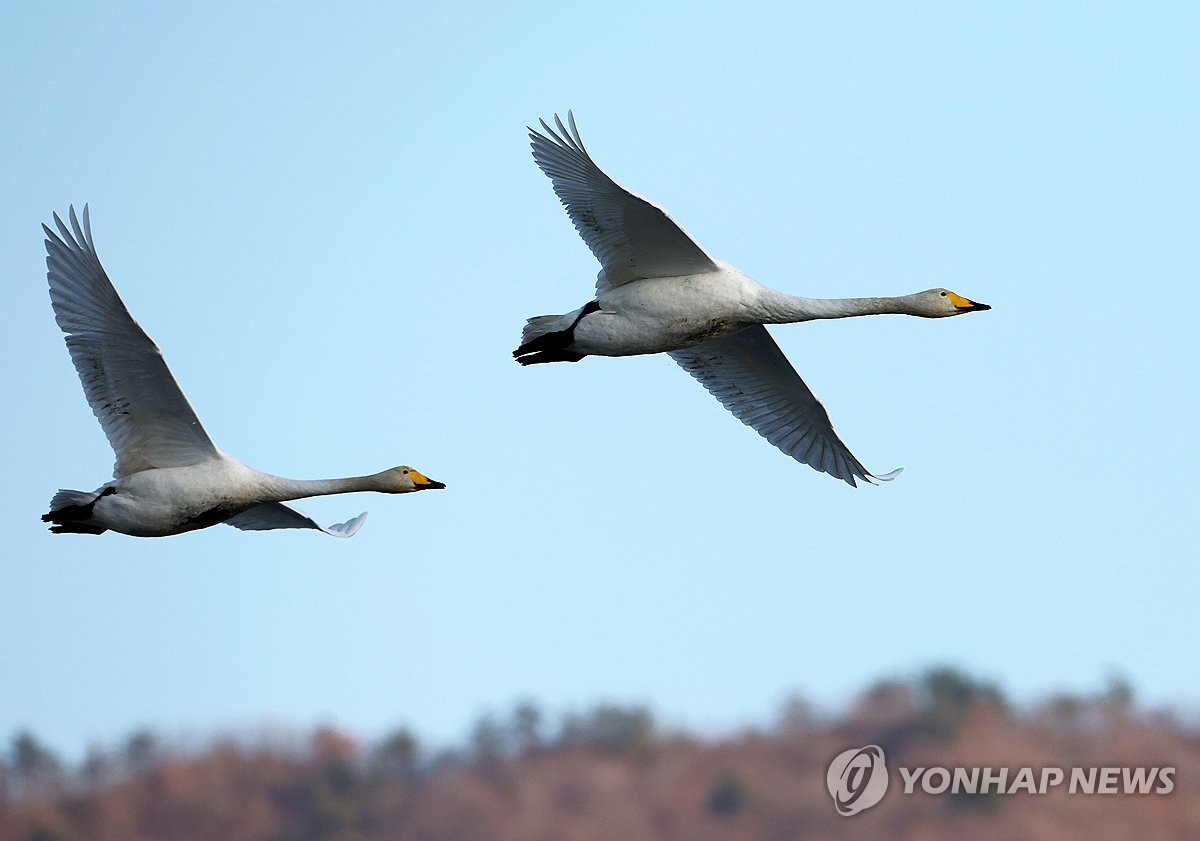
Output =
[
  {"x1": 530, "y1": 112, "x2": 719, "y2": 292},
  {"x1": 44, "y1": 205, "x2": 221, "y2": 477},
  {"x1": 669, "y1": 326, "x2": 902, "y2": 487},
  {"x1": 224, "y1": 503, "x2": 367, "y2": 538}
]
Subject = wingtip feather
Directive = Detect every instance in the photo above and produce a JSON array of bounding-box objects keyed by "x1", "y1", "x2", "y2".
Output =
[{"x1": 325, "y1": 511, "x2": 368, "y2": 538}]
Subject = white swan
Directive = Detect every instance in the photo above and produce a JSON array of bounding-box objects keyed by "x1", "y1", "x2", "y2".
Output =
[
  {"x1": 515, "y1": 113, "x2": 991, "y2": 486},
  {"x1": 41, "y1": 206, "x2": 444, "y2": 538}
]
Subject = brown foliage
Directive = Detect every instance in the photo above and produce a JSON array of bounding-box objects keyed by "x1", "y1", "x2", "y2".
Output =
[{"x1": 2, "y1": 676, "x2": 1198, "y2": 841}]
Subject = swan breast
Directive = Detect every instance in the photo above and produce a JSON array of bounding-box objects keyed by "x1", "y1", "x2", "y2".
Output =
[{"x1": 575, "y1": 269, "x2": 760, "y2": 356}]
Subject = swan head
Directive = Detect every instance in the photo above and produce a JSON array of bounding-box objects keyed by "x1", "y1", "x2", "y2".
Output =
[
  {"x1": 916, "y1": 288, "x2": 992, "y2": 318},
  {"x1": 378, "y1": 466, "x2": 446, "y2": 493}
]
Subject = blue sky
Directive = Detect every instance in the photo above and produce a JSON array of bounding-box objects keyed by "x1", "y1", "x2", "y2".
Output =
[{"x1": 1, "y1": 2, "x2": 1196, "y2": 758}]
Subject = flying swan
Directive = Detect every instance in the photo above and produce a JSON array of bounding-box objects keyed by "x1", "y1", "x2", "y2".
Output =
[
  {"x1": 515, "y1": 113, "x2": 991, "y2": 486},
  {"x1": 41, "y1": 206, "x2": 444, "y2": 537}
]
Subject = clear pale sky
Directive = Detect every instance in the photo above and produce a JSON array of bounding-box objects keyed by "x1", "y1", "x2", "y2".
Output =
[{"x1": 2, "y1": 2, "x2": 1196, "y2": 758}]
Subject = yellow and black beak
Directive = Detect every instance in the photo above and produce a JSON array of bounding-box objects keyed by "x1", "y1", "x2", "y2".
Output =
[
  {"x1": 409, "y1": 470, "x2": 446, "y2": 490},
  {"x1": 947, "y1": 291, "x2": 991, "y2": 313}
]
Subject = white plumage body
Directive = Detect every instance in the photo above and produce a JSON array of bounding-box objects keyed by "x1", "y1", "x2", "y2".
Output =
[
  {"x1": 79, "y1": 457, "x2": 263, "y2": 538},
  {"x1": 565, "y1": 266, "x2": 764, "y2": 356}
]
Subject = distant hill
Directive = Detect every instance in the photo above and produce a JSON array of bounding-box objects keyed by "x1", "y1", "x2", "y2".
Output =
[{"x1": 2, "y1": 668, "x2": 1196, "y2": 840}]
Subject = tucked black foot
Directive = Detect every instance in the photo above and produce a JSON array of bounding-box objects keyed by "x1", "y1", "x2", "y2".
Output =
[
  {"x1": 48, "y1": 522, "x2": 108, "y2": 535},
  {"x1": 42, "y1": 503, "x2": 95, "y2": 523},
  {"x1": 516, "y1": 349, "x2": 586, "y2": 365}
]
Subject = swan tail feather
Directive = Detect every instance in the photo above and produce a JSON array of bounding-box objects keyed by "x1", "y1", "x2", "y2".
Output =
[
  {"x1": 46, "y1": 489, "x2": 101, "y2": 513},
  {"x1": 520, "y1": 314, "x2": 567, "y2": 346}
]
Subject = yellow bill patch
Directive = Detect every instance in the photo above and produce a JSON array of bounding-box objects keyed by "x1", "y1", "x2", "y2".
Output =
[
  {"x1": 408, "y1": 469, "x2": 434, "y2": 485},
  {"x1": 946, "y1": 291, "x2": 974, "y2": 308}
]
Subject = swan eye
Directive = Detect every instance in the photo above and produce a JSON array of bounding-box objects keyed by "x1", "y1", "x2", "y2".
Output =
[
  {"x1": 402, "y1": 469, "x2": 409, "y2": 474},
  {"x1": 940, "y1": 291, "x2": 947, "y2": 297}
]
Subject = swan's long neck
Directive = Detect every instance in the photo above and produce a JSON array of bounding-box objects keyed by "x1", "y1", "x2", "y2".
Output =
[
  {"x1": 257, "y1": 472, "x2": 390, "y2": 502},
  {"x1": 755, "y1": 289, "x2": 923, "y2": 323}
]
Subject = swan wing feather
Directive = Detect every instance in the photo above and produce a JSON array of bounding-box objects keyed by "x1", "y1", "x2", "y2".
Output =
[
  {"x1": 225, "y1": 503, "x2": 367, "y2": 538},
  {"x1": 44, "y1": 205, "x2": 221, "y2": 477},
  {"x1": 668, "y1": 325, "x2": 901, "y2": 487},
  {"x1": 530, "y1": 112, "x2": 719, "y2": 293}
]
